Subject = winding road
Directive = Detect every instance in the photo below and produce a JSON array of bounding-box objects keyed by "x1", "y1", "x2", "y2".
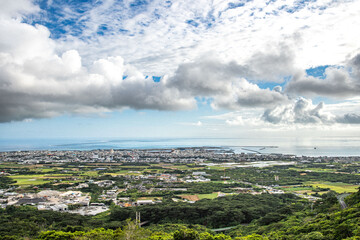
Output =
[{"x1": 337, "y1": 193, "x2": 350, "y2": 209}]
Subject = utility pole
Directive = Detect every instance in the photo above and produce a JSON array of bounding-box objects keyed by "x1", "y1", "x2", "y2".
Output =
[{"x1": 135, "y1": 211, "x2": 141, "y2": 227}]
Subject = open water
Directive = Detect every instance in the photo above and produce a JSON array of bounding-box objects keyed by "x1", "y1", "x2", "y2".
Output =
[{"x1": 0, "y1": 137, "x2": 359, "y2": 157}]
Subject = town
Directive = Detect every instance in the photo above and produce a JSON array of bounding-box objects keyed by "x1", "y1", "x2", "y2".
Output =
[{"x1": 1, "y1": 147, "x2": 360, "y2": 216}]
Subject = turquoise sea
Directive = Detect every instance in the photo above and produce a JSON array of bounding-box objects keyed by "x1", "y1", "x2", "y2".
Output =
[{"x1": 0, "y1": 137, "x2": 359, "y2": 157}]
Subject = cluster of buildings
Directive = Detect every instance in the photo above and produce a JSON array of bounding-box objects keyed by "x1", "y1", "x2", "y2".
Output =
[
  {"x1": 0, "y1": 189, "x2": 96, "y2": 213},
  {"x1": 2, "y1": 147, "x2": 358, "y2": 165},
  {"x1": 0, "y1": 188, "x2": 112, "y2": 215},
  {"x1": 1, "y1": 148, "x2": 358, "y2": 215}
]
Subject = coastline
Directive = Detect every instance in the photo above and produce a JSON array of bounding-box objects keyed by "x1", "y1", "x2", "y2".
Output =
[{"x1": 0, "y1": 137, "x2": 359, "y2": 157}]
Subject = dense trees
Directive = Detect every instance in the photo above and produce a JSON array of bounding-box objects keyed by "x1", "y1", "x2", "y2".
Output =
[
  {"x1": 0, "y1": 206, "x2": 111, "y2": 239},
  {"x1": 0, "y1": 193, "x2": 300, "y2": 239},
  {"x1": 2, "y1": 189, "x2": 360, "y2": 239},
  {"x1": 184, "y1": 182, "x2": 251, "y2": 194},
  {"x1": 110, "y1": 194, "x2": 301, "y2": 228},
  {"x1": 345, "y1": 187, "x2": 360, "y2": 206},
  {"x1": 207, "y1": 166, "x2": 360, "y2": 186},
  {"x1": 0, "y1": 176, "x2": 16, "y2": 188},
  {"x1": 229, "y1": 190, "x2": 360, "y2": 240}
]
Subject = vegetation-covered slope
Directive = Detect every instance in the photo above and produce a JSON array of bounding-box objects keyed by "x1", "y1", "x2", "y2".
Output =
[{"x1": 2, "y1": 189, "x2": 360, "y2": 239}]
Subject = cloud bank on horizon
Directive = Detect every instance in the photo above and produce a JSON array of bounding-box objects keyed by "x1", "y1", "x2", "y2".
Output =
[{"x1": 1, "y1": 0, "x2": 360, "y2": 128}]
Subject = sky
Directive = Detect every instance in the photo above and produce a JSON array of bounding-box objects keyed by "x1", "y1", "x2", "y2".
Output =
[{"x1": 0, "y1": 0, "x2": 360, "y2": 140}]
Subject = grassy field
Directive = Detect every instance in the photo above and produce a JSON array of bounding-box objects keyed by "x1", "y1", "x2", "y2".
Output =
[
  {"x1": 179, "y1": 194, "x2": 200, "y2": 201},
  {"x1": 118, "y1": 165, "x2": 146, "y2": 168},
  {"x1": 281, "y1": 186, "x2": 314, "y2": 192},
  {"x1": 105, "y1": 170, "x2": 139, "y2": 176},
  {"x1": 207, "y1": 166, "x2": 227, "y2": 170},
  {"x1": 0, "y1": 163, "x2": 30, "y2": 169},
  {"x1": 197, "y1": 192, "x2": 218, "y2": 200},
  {"x1": 9, "y1": 174, "x2": 79, "y2": 186},
  {"x1": 289, "y1": 167, "x2": 338, "y2": 173},
  {"x1": 177, "y1": 192, "x2": 220, "y2": 201},
  {"x1": 305, "y1": 181, "x2": 360, "y2": 193},
  {"x1": 13, "y1": 178, "x2": 52, "y2": 185},
  {"x1": 81, "y1": 171, "x2": 99, "y2": 177},
  {"x1": 37, "y1": 168, "x2": 57, "y2": 173}
]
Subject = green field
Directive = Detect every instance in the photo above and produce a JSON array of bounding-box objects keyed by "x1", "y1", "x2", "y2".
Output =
[
  {"x1": 197, "y1": 192, "x2": 219, "y2": 200},
  {"x1": 280, "y1": 185, "x2": 331, "y2": 195},
  {"x1": 38, "y1": 168, "x2": 57, "y2": 173},
  {"x1": 207, "y1": 165, "x2": 227, "y2": 170},
  {"x1": 306, "y1": 181, "x2": 360, "y2": 193},
  {"x1": 81, "y1": 171, "x2": 99, "y2": 177},
  {"x1": 9, "y1": 174, "x2": 79, "y2": 186},
  {"x1": 289, "y1": 167, "x2": 338, "y2": 173},
  {"x1": 13, "y1": 178, "x2": 52, "y2": 185},
  {"x1": 0, "y1": 164, "x2": 25, "y2": 168},
  {"x1": 281, "y1": 186, "x2": 314, "y2": 192},
  {"x1": 106, "y1": 170, "x2": 141, "y2": 176}
]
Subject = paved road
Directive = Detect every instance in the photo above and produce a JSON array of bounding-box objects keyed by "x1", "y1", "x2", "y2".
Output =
[{"x1": 337, "y1": 193, "x2": 350, "y2": 209}]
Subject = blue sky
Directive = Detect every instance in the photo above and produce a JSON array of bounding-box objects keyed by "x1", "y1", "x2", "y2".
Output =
[{"x1": 1, "y1": 0, "x2": 360, "y2": 139}]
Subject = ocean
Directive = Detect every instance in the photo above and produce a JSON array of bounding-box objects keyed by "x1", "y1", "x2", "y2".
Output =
[{"x1": 0, "y1": 137, "x2": 359, "y2": 157}]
